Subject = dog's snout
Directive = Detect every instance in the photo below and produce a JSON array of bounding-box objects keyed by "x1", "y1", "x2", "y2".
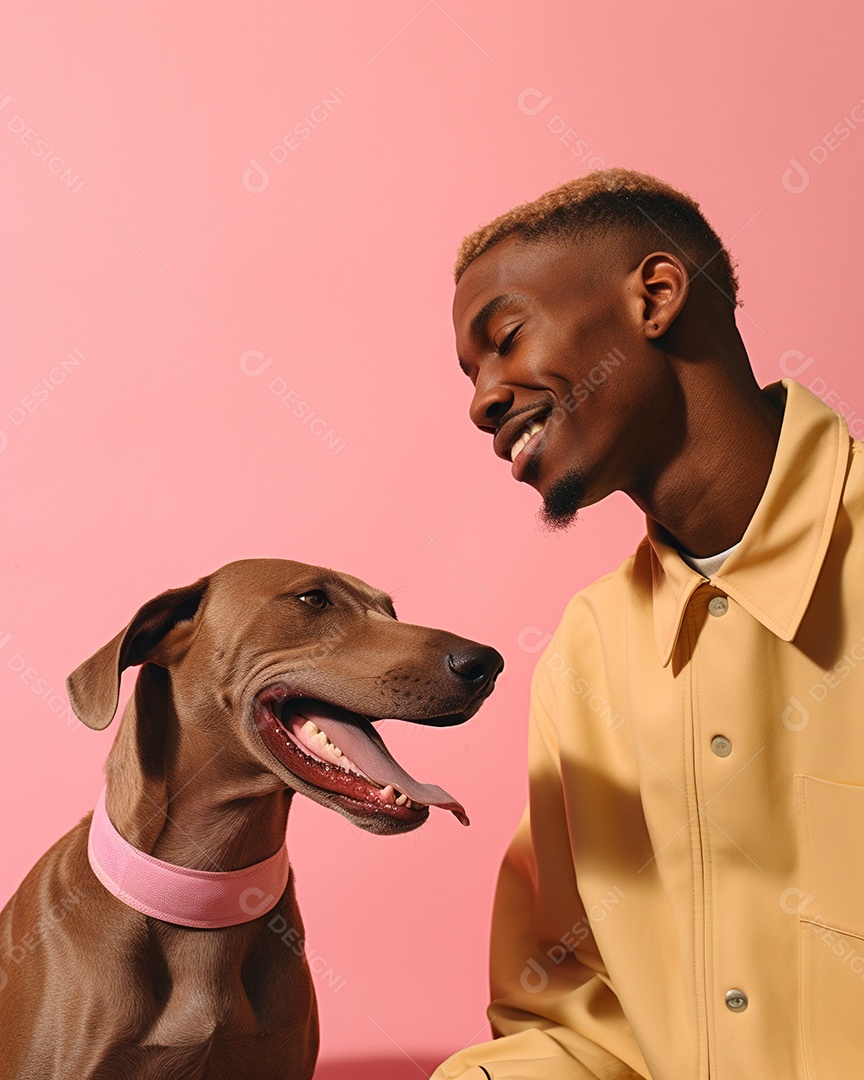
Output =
[{"x1": 446, "y1": 645, "x2": 504, "y2": 687}]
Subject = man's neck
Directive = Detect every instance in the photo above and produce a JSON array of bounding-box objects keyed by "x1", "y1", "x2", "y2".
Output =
[{"x1": 627, "y1": 369, "x2": 785, "y2": 559}]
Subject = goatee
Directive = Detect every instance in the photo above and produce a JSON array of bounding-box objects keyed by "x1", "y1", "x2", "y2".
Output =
[{"x1": 538, "y1": 469, "x2": 587, "y2": 532}]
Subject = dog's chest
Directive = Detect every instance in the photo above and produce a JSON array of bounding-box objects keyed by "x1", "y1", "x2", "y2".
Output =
[
  {"x1": 143, "y1": 973, "x2": 258, "y2": 1046},
  {"x1": 134, "y1": 972, "x2": 316, "y2": 1079},
  {"x1": 138, "y1": 909, "x2": 317, "y2": 1052}
]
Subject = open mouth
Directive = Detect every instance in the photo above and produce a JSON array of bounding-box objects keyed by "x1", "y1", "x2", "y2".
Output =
[
  {"x1": 509, "y1": 415, "x2": 548, "y2": 463},
  {"x1": 508, "y1": 412, "x2": 550, "y2": 480},
  {"x1": 255, "y1": 686, "x2": 469, "y2": 828}
]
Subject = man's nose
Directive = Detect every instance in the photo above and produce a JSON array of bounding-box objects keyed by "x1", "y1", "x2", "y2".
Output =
[{"x1": 468, "y1": 378, "x2": 514, "y2": 433}]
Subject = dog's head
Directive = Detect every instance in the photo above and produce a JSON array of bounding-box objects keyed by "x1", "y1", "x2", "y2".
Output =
[{"x1": 67, "y1": 559, "x2": 503, "y2": 834}]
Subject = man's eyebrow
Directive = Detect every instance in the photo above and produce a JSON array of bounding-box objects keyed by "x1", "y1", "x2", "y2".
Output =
[
  {"x1": 468, "y1": 292, "x2": 527, "y2": 341},
  {"x1": 457, "y1": 292, "x2": 530, "y2": 375}
]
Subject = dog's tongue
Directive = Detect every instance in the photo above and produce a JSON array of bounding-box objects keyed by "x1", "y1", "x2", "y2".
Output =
[{"x1": 293, "y1": 700, "x2": 469, "y2": 826}]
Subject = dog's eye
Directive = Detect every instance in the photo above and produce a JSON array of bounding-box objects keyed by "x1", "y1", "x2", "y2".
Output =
[{"x1": 298, "y1": 591, "x2": 330, "y2": 610}]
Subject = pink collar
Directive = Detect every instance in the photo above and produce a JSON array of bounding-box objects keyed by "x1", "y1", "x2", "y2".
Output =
[{"x1": 87, "y1": 786, "x2": 289, "y2": 928}]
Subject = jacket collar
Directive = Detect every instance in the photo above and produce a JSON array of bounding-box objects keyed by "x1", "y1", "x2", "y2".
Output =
[{"x1": 645, "y1": 378, "x2": 850, "y2": 668}]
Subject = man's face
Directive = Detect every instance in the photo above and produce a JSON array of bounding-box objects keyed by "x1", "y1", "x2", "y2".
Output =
[{"x1": 453, "y1": 234, "x2": 665, "y2": 529}]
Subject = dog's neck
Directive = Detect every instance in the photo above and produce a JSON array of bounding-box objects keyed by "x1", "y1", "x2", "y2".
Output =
[{"x1": 104, "y1": 665, "x2": 293, "y2": 873}]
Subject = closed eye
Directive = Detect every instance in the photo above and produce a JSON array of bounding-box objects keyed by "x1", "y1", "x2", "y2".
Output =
[{"x1": 497, "y1": 326, "x2": 521, "y2": 356}]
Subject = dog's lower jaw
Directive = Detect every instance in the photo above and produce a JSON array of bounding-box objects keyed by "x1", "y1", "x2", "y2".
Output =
[
  {"x1": 251, "y1": 686, "x2": 470, "y2": 832},
  {"x1": 312, "y1": 789, "x2": 431, "y2": 836},
  {"x1": 253, "y1": 697, "x2": 433, "y2": 836}
]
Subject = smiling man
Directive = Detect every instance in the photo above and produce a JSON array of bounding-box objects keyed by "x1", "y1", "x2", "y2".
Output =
[{"x1": 432, "y1": 169, "x2": 864, "y2": 1079}]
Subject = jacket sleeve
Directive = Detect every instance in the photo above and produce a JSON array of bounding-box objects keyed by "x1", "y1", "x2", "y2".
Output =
[{"x1": 432, "y1": 662, "x2": 648, "y2": 1080}]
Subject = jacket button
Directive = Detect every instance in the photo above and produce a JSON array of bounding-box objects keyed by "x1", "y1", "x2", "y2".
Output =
[
  {"x1": 711, "y1": 735, "x2": 732, "y2": 757},
  {"x1": 725, "y1": 988, "x2": 748, "y2": 1012},
  {"x1": 708, "y1": 596, "x2": 729, "y2": 617}
]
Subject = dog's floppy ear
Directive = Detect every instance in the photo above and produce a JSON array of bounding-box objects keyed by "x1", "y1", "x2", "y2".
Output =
[{"x1": 66, "y1": 576, "x2": 210, "y2": 731}]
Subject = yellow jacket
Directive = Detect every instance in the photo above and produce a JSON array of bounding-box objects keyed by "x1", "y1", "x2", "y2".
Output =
[{"x1": 434, "y1": 377, "x2": 864, "y2": 1079}]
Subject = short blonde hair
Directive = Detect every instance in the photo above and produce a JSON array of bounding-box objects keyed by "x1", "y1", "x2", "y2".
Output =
[{"x1": 454, "y1": 167, "x2": 740, "y2": 307}]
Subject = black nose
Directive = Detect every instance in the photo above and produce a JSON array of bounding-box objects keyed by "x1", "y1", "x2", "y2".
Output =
[{"x1": 446, "y1": 646, "x2": 504, "y2": 687}]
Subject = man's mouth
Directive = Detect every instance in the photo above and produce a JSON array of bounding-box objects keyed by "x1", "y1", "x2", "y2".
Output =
[
  {"x1": 509, "y1": 416, "x2": 548, "y2": 463},
  {"x1": 255, "y1": 689, "x2": 469, "y2": 829},
  {"x1": 493, "y1": 406, "x2": 553, "y2": 476},
  {"x1": 507, "y1": 413, "x2": 551, "y2": 482}
]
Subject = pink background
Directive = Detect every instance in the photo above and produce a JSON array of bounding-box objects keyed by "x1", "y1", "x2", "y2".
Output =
[{"x1": 2, "y1": 0, "x2": 862, "y2": 1072}]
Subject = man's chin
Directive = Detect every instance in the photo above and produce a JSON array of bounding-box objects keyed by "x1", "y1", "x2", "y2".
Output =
[{"x1": 538, "y1": 468, "x2": 588, "y2": 532}]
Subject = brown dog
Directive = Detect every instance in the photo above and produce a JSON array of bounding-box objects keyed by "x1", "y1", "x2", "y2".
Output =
[{"x1": 0, "y1": 559, "x2": 502, "y2": 1079}]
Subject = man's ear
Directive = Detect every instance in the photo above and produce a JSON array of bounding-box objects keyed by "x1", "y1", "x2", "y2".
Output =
[
  {"x1": 66, "y1": 576, "x2": 210, "y2": 731},
  {"x1": 634, "y1": 251, "x2": 690, "y2": 338}
]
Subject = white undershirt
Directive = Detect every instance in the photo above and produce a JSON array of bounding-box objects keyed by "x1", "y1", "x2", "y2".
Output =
[{"x1": 676, "y1": 539, "x2": 742, "y2": 579}]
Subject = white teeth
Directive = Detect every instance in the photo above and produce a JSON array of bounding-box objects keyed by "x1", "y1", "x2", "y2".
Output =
[
  {"x1": 509, "y1": 418, "x2": 546, "y2": 462},
  {"x1": 393, "y1": 791, "x2": 420, "y2": 809},
  {"x1": 294, "y1": 721, "x2": 425, "y2": 810},
  {"x1": 300, "y1": 719, "x2": 347, "y2": 763}
]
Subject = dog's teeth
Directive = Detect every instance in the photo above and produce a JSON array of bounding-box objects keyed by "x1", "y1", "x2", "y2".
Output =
[
  {"x1": 395, "y1": 792, "x2": 408, "y2": 806},
  {"x1": 322, "y1": 734, "x2": 344, "y2": 756},
  {"x1": 378, "y1": 784, "x2": 396, "y2": 805},
  {"x1": 302, "y1": 720, "x2": 320, "y2": 737}
]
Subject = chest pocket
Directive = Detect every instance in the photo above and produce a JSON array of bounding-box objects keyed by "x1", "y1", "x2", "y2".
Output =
[{"x1": 795, "y1": 775, "x2": 864, "y2": 1079}]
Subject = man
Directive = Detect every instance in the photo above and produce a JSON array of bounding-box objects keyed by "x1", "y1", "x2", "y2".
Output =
[{"x1": 433, "y1": 168, "x2": 864, "y2": 1079}]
